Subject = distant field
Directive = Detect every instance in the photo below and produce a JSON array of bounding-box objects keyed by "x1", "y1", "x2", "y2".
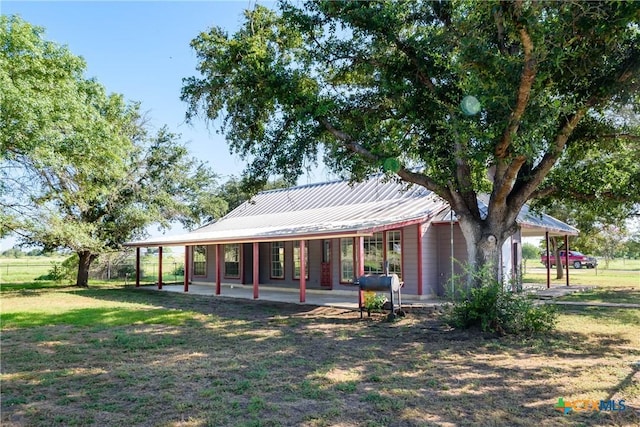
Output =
[
  {"x1": 524, "y1": 266, "x2": 640, "y2": 289},
  {"x1": 0, "y1": 255, "x2": 184, "y2": 290}
]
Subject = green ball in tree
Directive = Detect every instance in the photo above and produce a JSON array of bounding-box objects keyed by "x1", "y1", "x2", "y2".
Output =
[{"x1": 460, "y1": 95, "x2": 481, "y2": 116}]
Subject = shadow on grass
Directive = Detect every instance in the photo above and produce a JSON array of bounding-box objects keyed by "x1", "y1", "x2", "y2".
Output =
[
  {"x1": 3, "y1": 286, "x2": 639, "y2": 426},
  {"x1": 0, "y1": 281, "x2": 73, "y2": 293},
  {"x1": 70, "y1": 287, "x2": 355, "y2": 323},
  {"x1": 558, "y1": 305, "x2": 640, "y2": 326}
]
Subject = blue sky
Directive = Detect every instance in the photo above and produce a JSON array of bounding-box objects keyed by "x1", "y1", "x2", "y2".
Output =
[
  {"x1": 1, "y1": 1, "x2": 335, "y2": 250},
  {"x1": 3, "y1": 0, "x2": 269, "y2": 179}
]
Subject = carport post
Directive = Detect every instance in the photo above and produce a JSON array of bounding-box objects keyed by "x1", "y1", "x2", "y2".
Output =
[
  {"x1": 564, "y1": 235, "x2": 570, "y2": 287},
  {"x1": 158, "y1": 246, "x2": 163, "y2": 290},
  {"x1": 183, "y1": 245, "x2": 189, "y2": 292},
  {"x1": 300, "y1": 240, "x2": 306, "y2": 303},
  {"x1": 253, "y1": 242, "x2": 259, "y2": 299},
  {"x1": 545, "y1": 231, "x2": 550, "y2": 289},
  {"x1": 215, "y1": 244, "x2": 221, "y2": 295},
  {"x1": 135, "y1": 247, "x2": 141, "y2": 287}
]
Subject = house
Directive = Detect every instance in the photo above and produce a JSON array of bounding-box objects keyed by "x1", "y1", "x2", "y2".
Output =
[{"x1": 125, "y1": 175, "x2": 578, "y2": 300}]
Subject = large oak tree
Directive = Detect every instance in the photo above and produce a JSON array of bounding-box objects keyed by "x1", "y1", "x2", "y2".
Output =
[
  {"x1": 1, "y1": 16, "x2": 226, "y2": 286},
  {"x1": 183, "y1": 1, "x2": 639, "y2": 281}
]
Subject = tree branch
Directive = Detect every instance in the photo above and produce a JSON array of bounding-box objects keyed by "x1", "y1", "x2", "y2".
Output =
[
  {"x1": 509, "y1": 109, "x2": 587, "y2": 209},
  {"x1": 319, "y1": 118, "x2": 378, "y2": 163},
  {"x1": 600, "y1": 133, "x2": 640, "y2": 141},
  {"x1": 529, "y1": 185, "x2": 557, "y2": 200},
  {"x1": 493, "y1": 155, "x2": 527, "y2": 205},
  {"x1": 495, "y1": 25, "x2": 536, "y2": 160},
  {"x1": 318, "y1": 118, "x2": 451, "y2": 201}
]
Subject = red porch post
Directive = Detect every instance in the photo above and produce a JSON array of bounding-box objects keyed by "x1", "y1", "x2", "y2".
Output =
[
  {"x1": 253, "y1": 242, "x2": 259, "y2": 299},
  {"x1": 215, "y1": 244, "x2": 221, "y2": 295},
  {"x1": 545, "y1": 232, "x2": 550, "y2": 289},
  {"x1": 356, "y1": 236, "x2": 365, "y2": 310},
  {"x1": 416, "y1": 224, "x2": 423, "y2": 296},
  {"x1": 158, "y1": 246, "x2": 163, "y2": 290},
  {"x1": 564, "y1": 235, "x2": 570, "y2": 287},
  {"x1": 300, "y1": 240, "x2": 306, "y2": 303},
  {"x1": 183, "y1": 245, "x2": 189, "y2": 292},
  {"x1": 135, "y1": 247, "x2": 141, "y2": 287}
]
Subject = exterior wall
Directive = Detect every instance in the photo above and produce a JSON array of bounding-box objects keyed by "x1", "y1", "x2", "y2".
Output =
[
  {"x1": 501, "y1": 229, "x2": 522, "y2": 287},
  {"x1": 205, "y1": 245, "x2": 215, "y2": 280},
  {"x1": 257, "y1": 240, "x2": 325, "y2": 288},
  {"x1": 401, "y1": 224, "x2": 419, "y2": 295},
  {"x1": 420, "y1": 221, "x2": 440, "y2": 297},
  {"x1": 434, "y1": 223, "x2": 468, "y2": 296}
]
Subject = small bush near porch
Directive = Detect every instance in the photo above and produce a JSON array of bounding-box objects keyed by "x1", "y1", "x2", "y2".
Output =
[{"x1": 1, "y1": 285, "x2": 638, "y2": 426}]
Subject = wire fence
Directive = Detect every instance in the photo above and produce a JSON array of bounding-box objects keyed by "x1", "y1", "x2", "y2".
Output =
[{"x1": 0, "y1": 260, "x2": 185, "y2": 285}]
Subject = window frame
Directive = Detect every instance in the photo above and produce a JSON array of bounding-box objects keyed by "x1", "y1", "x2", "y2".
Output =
[
  {"x1": 386, "y1": 230, "x2": 402, "y2": 279},
  {"x1": 271, "y1": 242, "x2": 285, "y2": 279},
  {"x1": 193, "y1": 245, "x2": 207, "y2": 277},
  {"x1": 363, "y1": 232, "x2": 384, "y2": 275},
  {"x1": 223, "y1": 244, "x2": 241, "y2": 279},
  {"x1": 293, "y1": 240, "x2": 309, "y2": 280},
  {"x1": 339, "y1": 238, "x2": 355, "y2": 284}
]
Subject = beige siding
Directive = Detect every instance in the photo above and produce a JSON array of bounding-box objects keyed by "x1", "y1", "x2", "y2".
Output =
[
  {"x1": 420, "y1": 222, "x2": 440, "y2": 297},
  {"x1": 400, "y1": 225, "x2": 419, "y2": 294},
  {"x1": 434, "y1": 223, "x2": 468, "y2": 296}
]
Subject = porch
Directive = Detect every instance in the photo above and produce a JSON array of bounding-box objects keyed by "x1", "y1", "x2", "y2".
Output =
[{"x1": 137, "y1": 282, "x2": 443, "y2": 310}]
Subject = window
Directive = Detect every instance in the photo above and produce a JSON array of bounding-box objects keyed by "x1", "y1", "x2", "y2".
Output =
[
  {"x1": 340, "y1": 238, "x2": 354, "y2": 283},
  {"x1": 363, "y1": 232, "x2": 384, "y2": 274},
  {"x1": 386, "y1": 230, "x2": 402, "y2": 278},
  {"x1": 271, "y1": 242, "x2": 284, "y2": 278},
  {"x1": 293, "y1": 241, "x2": 309, "y2": 279},
  {"x1": 224, "y1": 244, "x2": 240, "y2": 278},
  {"x1": 193, "y1": 245, "x2": 206, "y2": 276}
]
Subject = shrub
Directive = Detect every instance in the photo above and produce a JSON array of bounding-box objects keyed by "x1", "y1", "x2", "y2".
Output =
[
  {"x1": 116, "y1": 263, "x2": 137, "y2": 278},
  {"x1": 445, "y1": 271, "x2": 556, "y2": 336},
  {"x1": 363, "y1": 292, "x2": 387, "y2": 311},
  {"x1": 39, "y1": 257, "x2": 77, "y2": 284}
]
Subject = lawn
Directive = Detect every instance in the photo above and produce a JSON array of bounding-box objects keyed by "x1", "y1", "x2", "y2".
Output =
[
  {"x1": 1, "y1": 286, "x2": 639, "y2": 426},
  {"x1": 523, "y1": 260, "x2": 640, "y2": 307},
  {"x1": 523, "y1": 266, "x2": 640, "y2": 290}
]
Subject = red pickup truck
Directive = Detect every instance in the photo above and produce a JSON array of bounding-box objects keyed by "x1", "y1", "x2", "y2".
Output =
[{"x1": 540, "y1": 250, "x2": 598, "y2": 269}]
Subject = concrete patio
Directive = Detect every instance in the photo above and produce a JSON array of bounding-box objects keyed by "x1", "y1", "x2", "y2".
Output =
[
  {"x1": 134, "y1": 282, "x2": 615, "y2": 310},
  {"x1": 136, "y1": 282, "x2": 443, "y2": 310}
]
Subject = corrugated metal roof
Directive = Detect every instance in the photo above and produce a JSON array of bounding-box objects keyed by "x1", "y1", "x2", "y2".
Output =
[
  {"x1": 130, "y1": 176, "x2": 448, "y2": 246},
  {"x1": 127, "y1": 176, "x2": 577, "y2": 246},
  {"x1": 433, "y1": 195, "x2": 579, "y2": 236}
]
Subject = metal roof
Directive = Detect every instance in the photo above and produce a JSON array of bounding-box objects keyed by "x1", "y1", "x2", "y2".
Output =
[
  {"x1": 127, "y1": 176, "x2": 577, "y2": 247},
  {"x1": 433, "y1": 195, "x2": 579, "y2": 236},
  {"x1": 128, "y1": 176, "x2": 448, "y2": 246}
]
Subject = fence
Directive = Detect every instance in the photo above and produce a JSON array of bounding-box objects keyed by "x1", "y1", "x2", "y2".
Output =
[{"x1": 0, "y1": 259, "x2": 185, "y2": 285}]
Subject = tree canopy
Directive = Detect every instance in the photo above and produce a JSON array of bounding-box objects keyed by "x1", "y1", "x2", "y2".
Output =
[
  {"x1": 182, "y1": 0, "x2": 640, "y2": 280},
  {"x1": 1, "y1": 15, "x2": 226, "y2": 286}
]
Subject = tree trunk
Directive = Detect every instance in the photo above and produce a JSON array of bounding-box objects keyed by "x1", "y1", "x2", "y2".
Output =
[
  {"x1": 458, "y1": 216, "x2": 512, "y2": 288},
  {"x1": 76, "y1": 250, "x2": 97, "y2": 287},
  {"x1": 550, "y1": 237, "x2": 564, "y2": 280}
]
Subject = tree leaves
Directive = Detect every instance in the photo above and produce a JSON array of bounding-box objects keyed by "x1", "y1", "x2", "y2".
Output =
[{"x1": 1, "y1": 16, "x2": 226, "y2": 260}]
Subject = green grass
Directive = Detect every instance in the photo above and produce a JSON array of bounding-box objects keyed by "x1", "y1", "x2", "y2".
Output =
[
  {"x1": 1, "y1": 286, "x2": 639, "y2": 427},
  {"x1": 524, "y1": 264, "x2": 640, "y2": 289},
  {"x1": 557, "y1": 288, "x2": 640, "y2": 305}
]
